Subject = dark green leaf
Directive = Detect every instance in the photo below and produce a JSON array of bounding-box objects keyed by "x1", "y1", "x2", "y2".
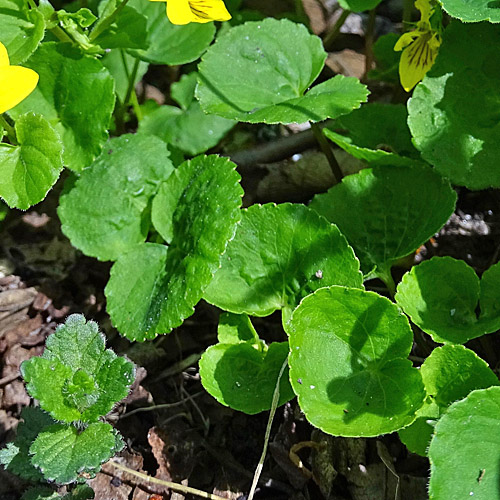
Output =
[{"x1": 438, "y1": 0, "x2": 500, "y2": 22}]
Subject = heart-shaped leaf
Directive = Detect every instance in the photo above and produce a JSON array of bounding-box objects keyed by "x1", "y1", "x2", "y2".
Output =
[
  {"x1": 286, "y1": 286, "x2": 425, "y2": 437},
  {"x1": 204, "y1": 203, "x2": 363, "y2": 323},
  {"x1": 395, "y1": 257, "x2": 500, "y2": 344},
  {"x1": 438, "y1": 0, "x2": 500, "y2": 22}
]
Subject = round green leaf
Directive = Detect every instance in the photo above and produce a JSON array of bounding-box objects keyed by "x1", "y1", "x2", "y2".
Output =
[
  {"x1": 58, "y1": 134, "x2": 174, "y2": 261},
  {"x1": 127, "y1": 0, "x2": 215, "y2": 65},
  {"x1": 395, "y1": 257, "x2": 500, "y2": 344},
  {"x1": 0, "y1": 112, "x2": 63, "y2": 210},
  {"x1": 30, "y1": 422, "x2": 118, "y2": 484},
  {"x1": 200, "y1": 341, "x2": 294, "y2": 415},
  {"x1": 338, "y1": 0, "x2": 383, "y2": 12},
  {"x1": 438, "y1": 0, "x2": 500, "y2": 22},
  {"x1": 399, "y1": 345, "x2": 499, "y2": 456},
  {"x1": 408, "y1": 22, "x2": 500, "y2": 189},
  {"x1": 106, "y1": 155, "x2": 243, "y2": 341},
  {"x1": 429, "y1": 387, "x2": 500, "y2": 500},
  {"x1": 196, "y1": 18, "x2": 368, "y2": 124},
  {"x1": 9, "y1": 42, "x2": 115, "y2": 171},
  {"x1": 287, "y1": 286, "x2": 425, "y2": 437},
  {"x1": 204, "y1": 203, "x2": 363, "y2": 321},
  {"x1": 309, "y1": 166, "x2": 457, "y2": 280},
  {"x1": 0, "y1": 0, "x2": 45, "y2": 64}
]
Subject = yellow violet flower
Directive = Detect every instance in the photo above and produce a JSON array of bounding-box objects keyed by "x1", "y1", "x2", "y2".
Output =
[
  {"x1": 0, "y1": 41, "x2": 39, "y2": 114},
  {"x1": 394, "y1": 0, "x2": 441, "y2": 92},
  {"x1": 150, "y1": 0, "x2": 231, "y2": 25}
]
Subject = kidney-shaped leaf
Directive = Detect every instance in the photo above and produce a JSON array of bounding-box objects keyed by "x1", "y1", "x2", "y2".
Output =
[
  {"x1": 10, "y1": 42, "x2": 115, "y2": 171},
  {"x1": 309, "y1": 165, "x2": 456, "y2": 287},
  {"x1": 204, "y1": 203, "x2": 363, "y2": 322},
  {"x1": 429, "y1": 386, "x2": 500, "y2": 500},
  {"x1": 399, "y1": 345, "x2": 499, "y2": 456},
  {"x1": 408, "y1": 22, "x2": 500, "y2": 189},
  {"x1": 196, "y1": 18, "x2": 368, "y2": 124},
  {"x1": 59, "y1": 134, "x2": 174, "y2": 261},
  {"x1": 287, "y1": 286, "x2": 425, "y2": 437},
  {"x1": 396, "y1": 257, "x2": 500, "y2": 344},
  {"x1": 438, "y1": 0, "x2": 500, "y2": 22},
  {"x1": 0, "y1": 113, "x2": 63, "y2": 210},
  {"x1": 106, "y1": 155, "x2": 243, "y2": 341}
]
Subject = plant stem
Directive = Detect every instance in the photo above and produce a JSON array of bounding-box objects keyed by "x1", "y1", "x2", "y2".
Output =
[
  {"x1": 311, "y1": 122, "x2": 343, "y2": 184},
  {"x1": 26, "y1": 0, "x2": 36, "y2": 9},
  {"x1": 0, "y1": 114, "x2": 17, "y2": 144},
  {"x1": 89, "y1": 0, "x2": 130, "y2": 42},
  {"x1": 50, "y1": 25, "x2": 74, "y2": 43},
  {"x1": 403, "y1": 0, "x2": 414, "y2": 30},
  {"x1": 248, "y1": 358, "x2": 288, "y2": 500},
  {"x1": 106, "y1": 461, "x2": 228, "y2": 500},
  {"x1": 323, "y1": 9, "x2": 350, "y2": 51},
  {"x1": 363, "y1": 7, "x2": 377, "y2": 80}
]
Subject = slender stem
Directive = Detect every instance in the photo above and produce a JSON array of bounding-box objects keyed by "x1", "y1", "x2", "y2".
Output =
[
  {"x1": 377, "y1": 266, "x2": 396, "y2": 298},
  {"x1": 311, "y1": 122, "x2": 343, "y2": 184},
  {"x1": 26, "y1": 0, "x2": 36, "y2": 9},
  {"x1": 50, "y1": 25, "x2": 74, "y2": 43},
  {"x1": 248, "y1": 358, "x2": 288, "y2": 500},
  {"x1": 0, "y1": 114, "x2": 17, "y2": 144},
  {"x1": 106, "y1": 461, "x2": 227, "y2": 500},
  {"x1": 363, "y1": 7, "x2": 377, "y2": 80},
  {"x1": 123, "y1": 57, "x2": 141, "y2": 107},
  {"x1": 403, "y1": 0, "x2": 414, "y2": 30},
  {"x1": 323, "y1": 9, "x2": 350, "y2": 51},
  {"x1": 89, "y1": 0, "x2": 130, "y2": 42},
  {"x1": 130, "y1": 90, "x2": 143, "y2": 122}
]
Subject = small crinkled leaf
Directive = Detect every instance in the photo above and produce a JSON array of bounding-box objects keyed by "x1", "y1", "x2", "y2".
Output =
[
  {"x1": 395, "y1": 257, "x2": 500, "y2": 344},
  {"x1": 21, "y1": 314, "x2": 135, "y2": 422},
  {"x1": 30, "y1": 422, "x2": 118, "y2": 484},
  {"x1": 0, "y1": 407, "x2": 55, "y2": 481},
  {"x1": 408, "y1": 22, "x2": 500, "y2": 189},
  {"x1": 438, "y1": 0, "x2": 500, "y2": 22},
  {"x1": 127, "y1": 0, "x2": 215, "y2": 65},
  {"x1": 309, "y1": 166, "x2": 457, "y2": 281},
  {"x1": 200, "y1": 341, "x2": 294, "y2": 415},
  {"x1": 0, "y1": 112, "x2": 63, "y2": 210},
  {"x1": 338, "y1": 0, "x2": 383, "y2": 12},
  {"x1": 399, "y1": 345, "x2": 499, "y2": 456},
  {"x1": 429, "y1": 387, "x2": 500, "y2": 500},
  {"x1": 106, "y1": 155, "x2": 243, "y2": 340},
  {"x1": 287, "y1": 286, "x2": 425, "y2": 437},
  {"x1": 9, "y1": 42, "x2": 115, "y2": 172},
  {"x1": 217, "y1": 312, "x2": 260, "y2": 344},
  {"x1": 324, "y1": 103, "x2": 420, "y2": 166},
  {"x1": 197, "y1": 18, "x2": 368, "y2": 124},
  {"x1": 58, "y1": 134, "x2": 174, "y2": 261},
  {"x1": 62, "y1": 486, "x2": 95, "y2": 500},
  {"x1": 93, "y1": 5, "x2": 148, "y2": 49},
  {"x1": 0, "y1": 0, "x2": 45, "y2": 64},
  {"x1": 204, "y1": 203, "x2": 363, "y2": 322}
]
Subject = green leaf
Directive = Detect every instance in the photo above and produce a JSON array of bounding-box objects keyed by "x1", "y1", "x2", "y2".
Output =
[
  {"x1": 21, "y1": 314, "x2": 135, "y2": 423},
  {"x1": 138, "y1": 74, "x2": 235, "y2": 156},
  {"x1": 9, "y1": 42, "x2": 115, "y2": 172},
  {"x1": 217, "y1": 312, "x2": 260, "y2": 344},
  {"x1": 196, "y1": 18, "x2": 368, "y2": 124},
  {"x1": 101, "y1": 50, "x2": 149, "y2": 104},
  {"x1": 0, "y1": 0, "x2": 45, "y2": 64},
  {"x1": 438, "y1": 0, "x2": 500, "y2": 22},
  {"x1": 429, "y1": 387, "x2": 500, "y2": 500},
  {"x1": 368, "y1": 33, "x2": 400, "y2": 83},
  {"x1": 204, "y1": 203, "x2": 363, "y2": 322},
  {"x1": 58, "y1": 134, "x2": 174, "y2": 262},
  {"x1": 127, "y1": 0, "x2": 215, "y2": 65},
  {"x1": 395, "y1": 257, "x2": 500, "y2": 344},
  {"x1": 0, "y1": 407, "x2": 55, "y2": 481},
  {"x1": 106, "y1": 155, "x2": 243, "y2": 340},
  {"x1": 309, "y1": 165, "x2": 457, "y2": 282},
  {"x1": 338, "y1": 0, "x2": 383, "y2": 12},
  {"x1": 286, "y1": 286, "x2": 425, "y2": 437},
  {"x1": 408, "y1": 22, "x2": 500, "y2": 189},
  {"x1": 30, "y1": 422, "x2": 119, "y2": 484},
  {"x1": 93, "y1": 4, "x2": 148, "y2": 50},
  {"x1": 21, "y1": 487, "x2": 60, "y2": 500},
  {"x1": 200, "y1": 340, "x2": 294, "y2": 415},
  {"x1": 324, "y1": 103, "x2": 420, "y2": 166},
  {"x1": 0, "y1": 112, "x2": 63, "y2": 210},
  {"x1": 399, "y1": 345, "x2": 499, "y2": 456}
]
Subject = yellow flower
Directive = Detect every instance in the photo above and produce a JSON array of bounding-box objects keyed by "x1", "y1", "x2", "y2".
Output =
[
  {"x1": 0, "y1": 41, "x2": 39, "y2": 114},
  {"x1": 394, "y1": 0, "x2": 441, "y2": 92},
  {"x1": 149, "y1": 0, "x2": 231, "y2": 25}
]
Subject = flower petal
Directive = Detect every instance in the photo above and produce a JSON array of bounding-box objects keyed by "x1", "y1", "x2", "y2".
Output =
[
  {"x1": 399, "y1": 33, "x2": 438, "y2": 92},
  {"x1": 394, "y1": 31, "x2": 419, "y2": 52},
  {"x1": 0, "y1": 42, "x2": 10, "y2": 68},
  {"x1": 0, "y1": 65, "x2": 39, "y2": 114},
  {"x1": 188, "y1": 0, "x2": 231, "y2": 22},
  {"x1": 166, "y1": 0, "x2": 197, "y2": 24}
]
